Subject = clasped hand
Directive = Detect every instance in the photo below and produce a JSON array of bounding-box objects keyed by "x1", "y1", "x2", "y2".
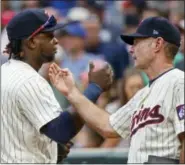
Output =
[{"x1": 49, "y1": 62, "x2": 114, "y2": 96}]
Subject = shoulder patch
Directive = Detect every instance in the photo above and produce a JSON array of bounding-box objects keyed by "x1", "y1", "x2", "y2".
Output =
[{"x1": 177, "y1": 104, "x2": 184, "y2": 120}]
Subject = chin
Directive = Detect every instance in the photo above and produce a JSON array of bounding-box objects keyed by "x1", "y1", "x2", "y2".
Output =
[
  {"x1": 47, "y1": 56, "x2": 55, "y2": 62},
  {"x1": 134, "y1": 63, "x2": 146, "y2": 70},
  {"x1": 42, "y1": 54, "x2": 55, "y2": 63}
]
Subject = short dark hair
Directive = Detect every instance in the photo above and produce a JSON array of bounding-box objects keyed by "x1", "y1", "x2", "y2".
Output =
[
  {"x1": 4, "y1": 40, "x2": 23, "y2": 60},
  {"x1": 164, "y1": 42, "x2": 179, "y2": 60}
]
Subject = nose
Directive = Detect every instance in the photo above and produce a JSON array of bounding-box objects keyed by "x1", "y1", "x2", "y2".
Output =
[
  {"x1": 129, "y1": 45, "x2": 134, "y2": 55},
  {"x1": 53, "y1": 37, "x2": 58, "y2": 45}
]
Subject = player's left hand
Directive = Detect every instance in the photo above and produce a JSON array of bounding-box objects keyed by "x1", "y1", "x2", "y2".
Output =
[
  {"x1": 58, "y1": 141, "x2": 73, "y2": 161},
  {"x1": 88, "y1": 61, "x2": 114, "y2": 91}
]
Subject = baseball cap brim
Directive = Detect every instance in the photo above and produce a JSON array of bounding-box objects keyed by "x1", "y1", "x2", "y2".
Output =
[
  {"x1": 43, "y1": 20, "x2": 79, "y2": 32},
  {"x1": 120, "y1": 33, "x2": 150, "y2": 45}
]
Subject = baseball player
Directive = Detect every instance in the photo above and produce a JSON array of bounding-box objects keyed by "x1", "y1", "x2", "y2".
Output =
[
  {"x1": 1, "y1": 9, "x2": 113, "y2": 163},
  {"x1": 49, "y1": 17, "x2": 185, "y2": 163}
]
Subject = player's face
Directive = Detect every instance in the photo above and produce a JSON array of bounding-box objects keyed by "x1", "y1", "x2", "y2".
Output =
[
  {"x1": 130, "y1": 38, "x2": 154, "y2": 69},
  {"x1": 36, "y1": 32, "x2": 58, "y2": 63}
]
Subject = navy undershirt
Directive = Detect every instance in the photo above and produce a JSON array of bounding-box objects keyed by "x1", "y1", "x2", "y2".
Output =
[{"x1": 40, "y1": 82, "x2": 103, "y2": 144}]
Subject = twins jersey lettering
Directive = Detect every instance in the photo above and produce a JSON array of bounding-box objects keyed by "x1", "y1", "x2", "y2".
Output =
[
  {"x1": 109, "y1": 68, "x2": 184, "y2": 163},
  {"x1": 1, "y1": 60, "x2": 63, "y2": 163}
]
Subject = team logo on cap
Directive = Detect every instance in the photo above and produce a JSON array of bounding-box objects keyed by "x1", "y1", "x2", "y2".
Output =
[{"x1": 153, "y1": 30, "x2": 159, "y2": 35}]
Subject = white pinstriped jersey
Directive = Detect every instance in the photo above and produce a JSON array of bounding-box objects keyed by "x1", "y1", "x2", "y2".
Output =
[
  {"x1": 109, "y1": 68, "x2": 184, "y2": 163},
  {"x1": 1, "y1": 60, "x2": 63, "y2": 163}
]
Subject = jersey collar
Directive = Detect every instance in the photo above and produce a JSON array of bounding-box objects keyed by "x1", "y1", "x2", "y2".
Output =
[{"x1": 149, "y1": 68, "x2": 175, "y2": 87}]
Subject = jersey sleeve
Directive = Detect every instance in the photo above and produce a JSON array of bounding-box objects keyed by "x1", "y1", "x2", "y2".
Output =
[
  {"x1": 172, "y1": 77, "x2": 184, "y2": 136},
  {"x1": 109, "y1": 90, "x2": 141, "y2": 139},
  {"x1": 17, "y1": 75, "x2": 63, "y2": 133}
]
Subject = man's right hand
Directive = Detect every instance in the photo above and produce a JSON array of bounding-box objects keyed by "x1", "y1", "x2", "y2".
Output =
[{"x1": 88, "y1": 61, "x2": 114, "y2": 91}]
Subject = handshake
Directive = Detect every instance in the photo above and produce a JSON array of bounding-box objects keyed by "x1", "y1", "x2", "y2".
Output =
[
  {"x1": 48, "y1": 62, "x2": 114, "y2": 97},
  {"x1": 48, "y1": 62, "x2": 114, "y2": 162}
]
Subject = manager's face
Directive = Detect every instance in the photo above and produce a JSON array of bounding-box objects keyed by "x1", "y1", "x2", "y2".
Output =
[{"x1": 129, "y1": 37, "x2": 156, "y2": 69}]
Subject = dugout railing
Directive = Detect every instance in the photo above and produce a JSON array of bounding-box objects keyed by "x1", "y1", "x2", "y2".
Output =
[{"x1": 61, "y1": 148, "x2": 129, "y2": 164}]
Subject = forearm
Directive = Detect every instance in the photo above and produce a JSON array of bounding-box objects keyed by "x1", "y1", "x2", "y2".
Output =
[
  {"x1": 100, "y1": 138, "x2": 121, "y2": 148},
  {"x1": 68, "y1": 83, "x2": 103, "y2": 133},
  {"x1": 67, "y1": 87, "x2": 119, "y2": 138},
  {"x1": 41, "y1": 111, "x2": 76, "y2": 144},
  {"x1": 179, "y1": 132, "x2": 185, "y2": 163},
  {"x1": 41, "y1": 83, "x2": 103, "y2": 144},
  {"x1": 180, "y1": 139, "x2": 185, "y2": 163},
  {"x1": 67, "y1": 107, "x2": 84, "y2": 134}
]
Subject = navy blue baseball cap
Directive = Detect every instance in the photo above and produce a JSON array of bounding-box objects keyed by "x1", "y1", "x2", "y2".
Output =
[
  {"x1": 7, "y1": 8, "x2": 78, "y2": 40},
  {"x1": 121, "y1": 17, "x2": 181, "y2": 47},
  {"x1": 63, "y1": 22, "x2": 87, "y2": 39}
]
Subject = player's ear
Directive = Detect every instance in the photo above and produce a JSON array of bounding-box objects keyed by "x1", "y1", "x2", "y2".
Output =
[
  {"x1": 24, "y1": 37, "x2": 37, "y2": 49},
  {"x1": 153, "y1": 37, "x2": 163, "y2": 53}
]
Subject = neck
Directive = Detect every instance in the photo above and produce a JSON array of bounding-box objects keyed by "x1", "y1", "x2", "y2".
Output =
[
  {"x1": 22, "y1": 55, "x2": 42, "y2": 72},
  {"x1": 26, "y1": 59, "x2": 42, "y2": 71},
  {"x1": 144, "y1": 61, "x2": 174, "y2": 80}
]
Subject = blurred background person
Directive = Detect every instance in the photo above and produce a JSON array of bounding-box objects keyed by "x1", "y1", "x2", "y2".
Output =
[
  {"x1": 44, "y1": 6, "x2": 64, "y2": 23},
  {"x1": 121, "y1": 13, "x2": 140, "y2": 66},
  {"x1": 55, "y1": 22, "x2": 103, "y2": 91},
  {"x1": 67, "y1": 7, "x2": 93, "y2": 22},
  {"x1": 79, "y1": 0, "x2": 122, "y2": 43},
  {"x1": 105, "y1": 67, "x2": 148, "y2": 115},
  {"x1": 1, "y1": 54, "x2": 8, "y2": 66},
  {"x1": 20, "y1": 0, "x2": 40, "y2": 9},
  {"x1": 66, "y1": 4, "x2": 130, "y2": 80},
  {"x1": 1, "y1": 1, "x2": 16, "y2": 55},
  {"x1": 49, "y1": 1, "x2": 77, "y2": 17},
  {"x1": 141, "y1": 7, "x2": 169, "y2": 20},
  {"x1": 168, "y1": 1, "x2": 184, "y2": 25},
  {"x1": 81, "y1": 12, "x2": 130, "y2": 84},
  {"x1": 1, "y1": 1, "x2": 16, "y2": 30},
  {"x1": 174, "y1": 19, "x2": 185, "y2": 71}
]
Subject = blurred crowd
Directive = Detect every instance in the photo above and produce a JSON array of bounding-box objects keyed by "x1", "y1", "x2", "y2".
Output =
[{"x1": 1, "y1": 0, "x2": 184, "y2": 149}]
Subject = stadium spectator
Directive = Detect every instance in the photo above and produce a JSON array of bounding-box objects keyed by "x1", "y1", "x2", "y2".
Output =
[
  {"x1": 174, "y1": 19, "x2": 184, "y2": 71},
  {"x1": 55, "y1": 22, "x2": 103, "y2": 91},
  {"x1": 49, "y1": 1, "x2": 77, "y2": 17}
]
